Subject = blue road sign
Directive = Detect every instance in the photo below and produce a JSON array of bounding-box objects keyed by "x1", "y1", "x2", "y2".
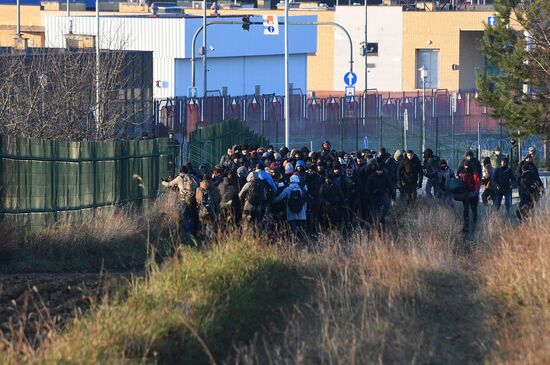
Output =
[
  {"x1": 487, "y1": 16, "x2": 497, "y2": 26},
  {"x1": 344, "y1": 72, "x2": 357, "y2": 86},
  {"x1": 267, "y1": 26, "x2": 275, "y2": 33}
]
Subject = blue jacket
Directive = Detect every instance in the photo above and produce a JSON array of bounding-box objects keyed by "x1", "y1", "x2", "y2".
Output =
[{"x1": 273, "y1": 183, "x2": 307, "y2": 221}]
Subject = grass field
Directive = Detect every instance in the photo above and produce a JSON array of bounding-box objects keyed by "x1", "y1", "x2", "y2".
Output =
[{"x1": 0, "y1": 195, "x2": 549, "y2": 364}]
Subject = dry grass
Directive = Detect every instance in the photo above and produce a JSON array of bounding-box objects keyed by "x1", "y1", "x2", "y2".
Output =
[
  {"x1": 0, "y1": 196, "x2": 549, "y2": 364},
  {"x1": 0, "y1": 191, "x2": 181, "y2": 273}
]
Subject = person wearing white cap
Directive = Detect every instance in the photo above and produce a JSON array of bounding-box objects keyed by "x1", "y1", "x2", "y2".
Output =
[{"x1": 273, "y1": 174, "x2": 308, "y2": 234}]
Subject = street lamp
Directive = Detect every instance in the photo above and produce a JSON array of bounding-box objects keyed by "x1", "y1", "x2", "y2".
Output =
[{"x1": 419, "y1": 66, "x2": 428, "y2": 153}]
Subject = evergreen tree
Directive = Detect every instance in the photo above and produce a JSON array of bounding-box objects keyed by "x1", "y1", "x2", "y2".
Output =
[{"x1": 477, "y1": 0, "x2": 549, "y2": 137}]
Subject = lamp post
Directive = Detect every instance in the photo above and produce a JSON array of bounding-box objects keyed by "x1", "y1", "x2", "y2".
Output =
[
  {"x1": 95, "y1": 0, "x2": 100, "y2": 138},
  {"x1": 419, "y1": 66, "x2": 428, "y2": 153},
  {"x1": 284, "y1": 0, "x2": 289, "y2": 148}
]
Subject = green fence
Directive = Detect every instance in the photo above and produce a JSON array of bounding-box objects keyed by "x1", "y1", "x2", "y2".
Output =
[
  {"x1": 0, "y1": 135, "x2": 170, "y2": 228},
  {"x1": 188, "y1": 120, "x2": 269, "y2": 167}
]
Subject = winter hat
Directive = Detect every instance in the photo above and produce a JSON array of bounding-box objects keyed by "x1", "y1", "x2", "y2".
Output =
[
  {"x1": 285, "y1": 163, "x2": 295, "y2": 175},
  {"x1": 296, "y1": 160, "x2": 306, "y2": 169},
  {"x1": 237, "y1": 166, "x2": 248, "y2": 178},
  {"x1": 273, "y1": 152, "x2": 282, "y2": 161},
  {"x1": 290, "y1": 175, "x2": 300, "y2": 184}
]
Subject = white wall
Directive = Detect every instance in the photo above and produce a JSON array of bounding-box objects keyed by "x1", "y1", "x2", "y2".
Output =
[
  {"x1": 174, "y1": 54, "x2": 308, "y2": 97},
  {"x1": 334, "y1": 6, "x2": 403, "y2": 92},
  {"x1": 45, "y1": 14, "x2": 317, "y2": 99}
]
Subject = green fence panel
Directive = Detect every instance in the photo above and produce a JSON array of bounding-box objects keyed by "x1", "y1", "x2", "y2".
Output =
[
  {"x1": 0, "y1": 135, "x2": 170, "y2": 229},
  {"x1": 188, "y1": 120, "x2": 269, "y2": 167}
]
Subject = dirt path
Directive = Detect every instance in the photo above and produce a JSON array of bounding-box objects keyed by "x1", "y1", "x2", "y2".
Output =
[{"x1": 0, "y1": 273, "x2": 129, "y2": 344}]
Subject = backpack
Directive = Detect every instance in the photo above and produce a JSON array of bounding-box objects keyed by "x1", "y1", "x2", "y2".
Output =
[
  {"x1": 181, "y1": 174, "x2": 199, "y2": 204},
  {"x1": 287, "y1": 188, "x2": 305, "y2": 213},
  {"x1": 445, "y1": 177, "x2": 467, "y2": 193},
  {"x1": 198, "y1": 188, "x2": 215, "y2": 220},
  {"x1": 247, "y1": 174, "x2": 265, "y2": 206}
]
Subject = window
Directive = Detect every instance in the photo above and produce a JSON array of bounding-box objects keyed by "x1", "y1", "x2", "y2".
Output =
[{"x1": 416, "y1": 49, "x2": 439, "y2": 89}]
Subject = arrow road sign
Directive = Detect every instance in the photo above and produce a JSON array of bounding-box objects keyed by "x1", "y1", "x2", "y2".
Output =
[
  {"x1": 487, "y1": 16, "x2": 497, "y2": 26},
  {"x1": 344, "y1": 71, "x2": 357, "y2": 86}
]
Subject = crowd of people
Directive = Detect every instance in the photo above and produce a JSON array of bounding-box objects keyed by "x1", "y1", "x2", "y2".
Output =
[{"x1": 161, "y1": 141, "x2": 545, "y2": 242}]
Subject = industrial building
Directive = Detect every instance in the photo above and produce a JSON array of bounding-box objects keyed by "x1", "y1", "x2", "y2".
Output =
[
  {"x1": 43, "y1": 14, "x2": 317, "y2": 99},
  {"x1": 1, "y1": 1, "x2": 501, "y2": 94}
]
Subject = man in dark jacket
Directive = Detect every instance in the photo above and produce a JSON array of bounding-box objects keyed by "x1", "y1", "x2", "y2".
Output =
[
  {"x1": 218, "y1": 171, "x2": 242, "y2": 226},
  {"x1": 458, "y1": 151, "x2": 482, "y2": 176},
  {"x1": 493, "y1": 158, "x2": 516, "y2": 214},
  {"x1": 397, "y1": 150, "x2": 423, "y2": 205},
  {"x1": 366, "y1": 164, "x2": 395, "y2": 228},
  {"x1": 379, "y1": 148, "x2": 398, "y2": 199},
  {"x1": 516, "y1": 163, "x2": 541, "y2": 222},
  {"x1": 320, "y1": 175, "x2": 345, "y2": 228},
  {"x1": 305, "y1": 166, "x2": 324, "y2": 231},
  {"x1": 319, "y1": 140, "x2": 337, "y2": 165},
  {"x1": 516, "y1": 154, "x2": 544, "y2": 200},
  {"x1": 422, "y1": 148, "x2": 441, "y2": 198}
]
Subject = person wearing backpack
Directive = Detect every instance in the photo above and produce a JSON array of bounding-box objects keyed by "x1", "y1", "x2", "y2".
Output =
[
  {"x1": 493, "y1": 157, "x2": 516, "y2": 214},
  {"x1": 161, "y1": 165, "x2": 199, "y2": 242},
  {"x1": 239, "y1": 171, "x2": 268, "y2": 226},
  {"x1": 195, "y1": 175, "x2": 220, "y2": 241},
  {"x1": 273, "y1": 174, "x2": 308, "y2": 234}
]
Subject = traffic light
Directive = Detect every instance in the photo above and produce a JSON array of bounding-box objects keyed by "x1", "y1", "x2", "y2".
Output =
[{"x1": 242, "y1": 16, "x2": 251, "y2": 31}]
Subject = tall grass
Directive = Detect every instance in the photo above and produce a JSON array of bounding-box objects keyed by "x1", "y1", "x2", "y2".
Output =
[
  {"x1": 0, "y1": 191, "x2": 181, "y2": 273},
  {"x1": 1, "y1": 197, "x2": 549, "y2": 364}
]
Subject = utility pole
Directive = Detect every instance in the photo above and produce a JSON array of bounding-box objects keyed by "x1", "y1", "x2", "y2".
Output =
[
  {"x1": 16, "y1": 0, "x2": 21, "y2": 37},
  {"x1": 364, "y1": 0, "x2": 367, "y2": 92},
  {"x1": 67, "y1": 0, "x2": 70, "y2": 16},
  {"x1": 284, "y1": 0, "x2": 289, "y2": 148}
]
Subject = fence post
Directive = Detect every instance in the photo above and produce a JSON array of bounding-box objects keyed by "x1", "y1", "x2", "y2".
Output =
[
  {"x1": 435, "y1": 116, "x2": 439, "y2": 156},
  {"x1": 355, "y1": 117, "x2": 359, "y2": 152},
  {"x1": 340, "y1": 117, "x2": 344, "y2": 152},
  {"x1": 379, "y1": 115, "x2": 383, "y2": 150}
]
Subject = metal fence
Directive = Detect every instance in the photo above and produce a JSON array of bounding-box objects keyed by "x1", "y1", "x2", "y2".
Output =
[
  {"x1": 154, "y1": 91, "x2": 543, "y2": 168},
  {"x1": 0, "y1": 135, "x2": 170, "y2": 228}
]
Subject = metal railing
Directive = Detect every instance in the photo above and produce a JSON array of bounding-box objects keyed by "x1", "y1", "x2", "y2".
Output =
[{"x1": 154, "y1": 91, "x2": 543, "y2": 169}]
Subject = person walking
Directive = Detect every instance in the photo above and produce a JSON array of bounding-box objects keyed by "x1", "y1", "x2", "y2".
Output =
[
  {"x1": 397, "y1": 150, "x2": 423, "y2": 205},
  {"x1": 457, "y1": 161, "x2": 481, "y2": 233},
  {"x1": 481, "y1": 157, "x2": 495, "y2": 207},
  {"x1": 161, "y1": 165, "x2": 199, "y2": 243},
  {"x1": 493, "y1": 157, "x2": 515, "y2": 214},
  {"x1": 273, "y1": 174, "x2": 308, "y2": 236}
]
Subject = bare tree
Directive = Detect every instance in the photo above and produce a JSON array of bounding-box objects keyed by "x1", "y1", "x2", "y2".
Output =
[{"x1": 0, "y1": 48, "x2": 153, "y2": 141}]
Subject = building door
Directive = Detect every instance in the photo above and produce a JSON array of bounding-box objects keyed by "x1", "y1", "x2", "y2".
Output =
[{"x1": 416, "y1": 49, "x2": 439, "y2": 89}]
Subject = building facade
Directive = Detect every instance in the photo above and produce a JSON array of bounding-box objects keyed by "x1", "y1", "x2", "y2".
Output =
[{"x1": 44, "y1": 14, "x2": 317, "y2": 98}]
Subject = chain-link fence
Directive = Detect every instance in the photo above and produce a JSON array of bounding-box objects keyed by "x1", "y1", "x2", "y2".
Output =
[{"x1": 154, "y1": 91, "x2": 544, "y2": 169}]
